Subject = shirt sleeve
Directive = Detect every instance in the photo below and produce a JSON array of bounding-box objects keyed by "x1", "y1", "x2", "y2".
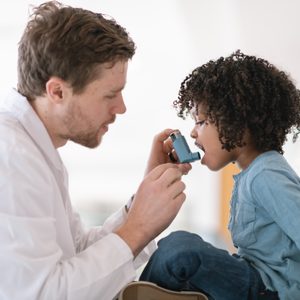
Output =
[
  {"x1": 0, "y1": 212, "x2": 137, "y2": 300},
  {"x1": 0, "y1": 142, "x2": 155, "y2": 300},
  {"x1": 69, "y1": 203, "x2": 157, "y2": 269}
]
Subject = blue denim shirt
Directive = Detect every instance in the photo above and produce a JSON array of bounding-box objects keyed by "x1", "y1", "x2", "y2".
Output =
[{"x1": 228, "y1": 151, "x2": 300, "y2": 300}]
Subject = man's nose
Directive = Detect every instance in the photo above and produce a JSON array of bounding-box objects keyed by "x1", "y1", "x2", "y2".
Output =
[{"x1": 114, "y1": 94, "x2": 127, "y2": 115}]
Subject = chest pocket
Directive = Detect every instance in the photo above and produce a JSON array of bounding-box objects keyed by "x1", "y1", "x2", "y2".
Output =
[{"x1": 229, "y1": 202, "x2": 257, "y2": 248}]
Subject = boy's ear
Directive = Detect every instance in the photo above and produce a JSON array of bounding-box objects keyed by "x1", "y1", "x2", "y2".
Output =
[{"x1": 45, "y1": 77, "x2": 70, "y2": 104}]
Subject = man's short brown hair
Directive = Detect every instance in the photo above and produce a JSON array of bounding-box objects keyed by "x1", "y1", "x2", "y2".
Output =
[{"x1": 17, "y1": 1, "x2": 135, "y2": 100}]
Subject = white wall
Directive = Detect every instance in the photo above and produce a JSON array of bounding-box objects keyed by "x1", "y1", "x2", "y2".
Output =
[{"x1": 1, "y1": 0, "x2": 299, "y2": 245}]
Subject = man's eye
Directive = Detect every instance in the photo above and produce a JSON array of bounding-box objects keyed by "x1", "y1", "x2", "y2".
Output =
[{"x1": 106, "y1": 94, "x2": 116, "y2": 99}]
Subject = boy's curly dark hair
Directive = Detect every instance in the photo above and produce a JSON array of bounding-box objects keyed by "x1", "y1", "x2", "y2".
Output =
[{"x1": 174, "y1": 50, "x2": 300, "y2": 154}]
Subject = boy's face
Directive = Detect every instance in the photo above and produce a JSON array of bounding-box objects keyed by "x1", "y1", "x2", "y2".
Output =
[{"x1": 190, "y1": 104, "x2": 238, "y2": 171}]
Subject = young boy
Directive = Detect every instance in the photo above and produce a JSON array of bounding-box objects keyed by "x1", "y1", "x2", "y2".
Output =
[{"x1": 140, "y1": 50, "x2": 300, "y2": 300}]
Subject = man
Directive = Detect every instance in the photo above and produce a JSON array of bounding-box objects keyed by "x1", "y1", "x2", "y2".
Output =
[{"x1": 0, "y1": 2, "x2": 191, "y2": 299}]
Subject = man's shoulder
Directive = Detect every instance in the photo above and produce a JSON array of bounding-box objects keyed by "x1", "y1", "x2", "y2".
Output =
[
  {"x1": 0, "y1": 111, "x2": 31, "y2": 149},
  {"x1": 0, "y1": 110, "x2": 45, "y2": 172}
]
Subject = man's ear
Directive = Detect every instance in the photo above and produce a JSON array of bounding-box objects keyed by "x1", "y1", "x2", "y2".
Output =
[{"x1": 45, "y1": 77, "x2": 70, "y2": 104}]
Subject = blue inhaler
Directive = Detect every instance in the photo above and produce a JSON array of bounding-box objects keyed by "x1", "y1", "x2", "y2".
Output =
[{"x1": 170, "y1": 131, "x2": 201, "y2": 163}]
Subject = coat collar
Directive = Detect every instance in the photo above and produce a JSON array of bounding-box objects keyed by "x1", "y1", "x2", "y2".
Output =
[{"x1": 1, "y1": 88, "x2": 63, "y2": 171}]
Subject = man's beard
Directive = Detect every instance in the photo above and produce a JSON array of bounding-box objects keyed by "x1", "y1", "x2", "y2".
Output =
[
  {"x1": 61, "y1": 103, "x2": 103, "y2": 148},
  {"x1": 68, "y1": 129, "x2": 102, "y2": 148},
  {"x1": 59, "y1": 124, "x2": 103, "y2": 148}
]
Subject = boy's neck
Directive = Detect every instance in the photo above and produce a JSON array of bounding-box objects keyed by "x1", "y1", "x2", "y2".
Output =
[{"x1": 235, "y1": 147, "x2": 263, "y2": 171}]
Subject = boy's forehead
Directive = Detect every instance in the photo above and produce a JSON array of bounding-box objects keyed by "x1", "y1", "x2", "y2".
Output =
[
  {"x1": 190, "y1": 106, "x2": 197, "y2": 117},
  {"x1": 190, "y1": 103, "x2": 206, "y2": 117}
]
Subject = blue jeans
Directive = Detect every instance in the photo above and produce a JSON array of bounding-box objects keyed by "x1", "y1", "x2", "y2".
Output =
[{"x1": 140, "y1": 231, "x2": 279, "y2": 300}]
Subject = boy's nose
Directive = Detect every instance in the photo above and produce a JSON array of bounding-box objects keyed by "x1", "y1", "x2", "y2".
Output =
[{"x1": 190, "y1": 127, "x2": 197, "y2": 139}]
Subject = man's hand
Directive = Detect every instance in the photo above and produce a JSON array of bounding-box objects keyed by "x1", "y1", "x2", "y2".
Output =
[
  {"x1": 144, "y1": 129, "x2": 189, "y2": 176},
  {"x1": 115, "y1": 163, "x2": 191, "y2": 257}
]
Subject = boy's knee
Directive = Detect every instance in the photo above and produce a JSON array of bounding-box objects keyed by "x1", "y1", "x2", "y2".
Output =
[
  {"x1": 157, "y1": 231, "x2": 217, "y2": 264},
  {"x1": 154, "y1": 231, "x2": 202, "y2": 279},
  {"x1": 158, "y1": 230, "x2": 204, "y2": 250}
]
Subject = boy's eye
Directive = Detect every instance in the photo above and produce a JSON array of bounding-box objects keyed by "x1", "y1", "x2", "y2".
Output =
[{"x1": 195, "y1": 120, "x2": 205, "y2": 126}]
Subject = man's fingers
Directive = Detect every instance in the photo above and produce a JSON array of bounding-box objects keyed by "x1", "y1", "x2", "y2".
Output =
[
  {"x1": 146, "y1": 163, "x2": 181, "y2": 181},
  {"x1": 154, "y1": 128, "x2": 176, "y2": 143},
  {"x1": 147, "y1": 162, "x2": 192, "y2": 185},
  {"x1": 173, "y1": 191, "x2": 187, "y2": 206},
  {"x1": 158, "y1": 167, "x2": 183, "y2": 188},
  {"x1": 168, "y1": 180, "x2": 186, "y2": 199},
  {"x1": 177, "y1": 163, "x2": 192, "y2": 174}
]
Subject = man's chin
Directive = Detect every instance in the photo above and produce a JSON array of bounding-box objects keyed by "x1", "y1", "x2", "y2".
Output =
[{"x1": 70, "y1": 136, "x2": 103, "y2": 149}]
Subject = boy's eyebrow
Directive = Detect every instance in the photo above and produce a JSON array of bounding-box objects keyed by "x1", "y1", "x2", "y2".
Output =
[{"x1": 190, "y1": 105, "x2": 206, "y2": 120}]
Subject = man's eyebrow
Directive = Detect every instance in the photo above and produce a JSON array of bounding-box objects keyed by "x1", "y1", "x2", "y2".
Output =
[{"x1": 110, "y1": 85, "x2": 125, "y2": 93}]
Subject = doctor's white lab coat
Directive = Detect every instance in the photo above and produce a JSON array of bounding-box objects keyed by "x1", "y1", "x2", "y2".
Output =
[{"x1": 0, "y1": 89, "x2": 156, "y2": 300}]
